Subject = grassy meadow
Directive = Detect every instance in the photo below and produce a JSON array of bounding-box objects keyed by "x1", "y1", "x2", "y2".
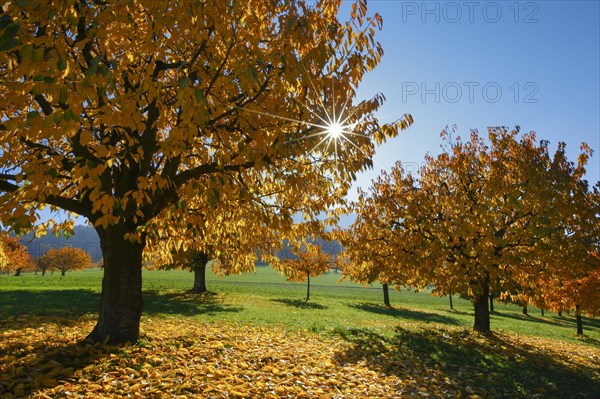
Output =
[
  {"x1": 2, "y1": 266, "x2": 598, "y2": 343},
  {"x1": 1, "y1": 267, "x2": 599, "y2": 398}
]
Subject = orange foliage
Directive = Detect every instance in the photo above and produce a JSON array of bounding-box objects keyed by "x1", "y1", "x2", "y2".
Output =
[
  {"x1": 279, "y1": 242, "x2": 332, "y2": 283},
  {"x1": 0, "y1": 234, "x2": 33, "y2": 275},
  {"x1": 341, "y1": 127, "x2": 598, "y2": 332},
  {"x1": 37, "y1": 247, "x2": 93, "y2": 276}
]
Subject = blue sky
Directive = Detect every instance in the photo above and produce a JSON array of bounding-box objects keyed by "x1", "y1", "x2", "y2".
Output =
[{"x1": 346, "y1": 0, "x2": 600, "y2": 198}]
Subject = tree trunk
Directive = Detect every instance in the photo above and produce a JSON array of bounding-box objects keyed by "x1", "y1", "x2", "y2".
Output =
[
  {"x1": 489, "y1": 294, "x2": 494, "y2": 312},
  {"x1": 541, "y1": 308, "x2": 544, "y2": 316},
  {"x1": 558, "y1": 310, "x2": 562, "y2": 317},
  {"x1": 575, "y1": 305, "x2": 583, "y2": 335},
  {"x1": 382, "y1": 283, "x2": 391, "y2": 307},
  {"x1": 305, "y1": 272, "x2": 310, "y2": 302},
  {"x1": 61, "y1": 269, "x2": 66, "y2": 276},
  {"x1": 473, "y1": 277, "x2": 490, "y2": 333},
  {"x1": 14, "y1": 268, "x2": 22, "y2": 276},
  {"x1": 190, "y1": 252, "x2": 209, "y2": 293},
  {"x1": 42, "y1": 268, "x2": 46, "y2": 276},
  {"x1": 449, "y1": 294, "x2": 454, "y2": 310},
  {"x1": 522, "y1": 304, "x2": 528, "y2": 316},
  {"x1": 86, "y1": 228, "x2": 145, "y2": 344}
]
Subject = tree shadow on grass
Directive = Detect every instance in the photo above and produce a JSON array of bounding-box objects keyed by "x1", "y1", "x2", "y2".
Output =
[
  {"x1": 333, "y1": 327, "x2": 600, "y2": 399},
  {"x1": 0, "y1": 289, "x2": 242, "y2": 324},
  {"x1": 0, "y1": 290, "x2": 99, "y2": 329},
  {"x1": 143, "y1": 290, "x2": 243, "y2": 316},
  {"x1": 350, "y1": 302, "x2": 460, "y2": 325},
  {"x1": 491, "y1": 311, "x2": 600, "y2": 331},
  {"x1": 443, "y1": 308, "x2": 472, "y2": 316},
  {"x1": 270, "y1": 298, "x2": 328, "y2": 310}
]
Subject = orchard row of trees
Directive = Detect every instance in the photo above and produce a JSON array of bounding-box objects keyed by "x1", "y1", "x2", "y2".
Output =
[
  {"x1": 337, "y1": 127, "x2": 600, "y2": 334},
  {"x1": 1, "y1": 0, "x2": 597, "y2": 345},
  {"x1": 0, "y1": 234, "x2": 94, "y2": 276}
]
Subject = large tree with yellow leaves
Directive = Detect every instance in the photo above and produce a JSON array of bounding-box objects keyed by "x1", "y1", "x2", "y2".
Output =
[
  {"x1": 344, "y1": 127, "x2": 597, "y2": 333},
  {"x1": 0, "y1": 1, "x2": 411, "y2": 343}
]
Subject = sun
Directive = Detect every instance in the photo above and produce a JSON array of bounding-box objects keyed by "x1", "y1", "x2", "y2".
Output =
[
  {"x1": 326, "y1": 121, "x2": 344, "y2": 139},
  {"x1": 237, "y1": 101, "x2": 365, "y2": 162}
]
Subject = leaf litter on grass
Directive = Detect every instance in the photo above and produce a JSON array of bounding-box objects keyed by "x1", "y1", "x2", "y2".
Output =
[{"x1": 0, "y1": 314, "x2": 598, "y2": 398}]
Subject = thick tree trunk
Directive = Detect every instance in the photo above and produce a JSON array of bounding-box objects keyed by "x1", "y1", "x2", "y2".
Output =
[
  {"x1": 449, "y1": 294, "x2": 454, "y2": 310},
  {"x1": 522, "y1": 304, "x2": 528, "y2": 316},
  {"x1": 489, "y1": 294, "x2": 494, "y2": 312},
  {"x1": 86, "y1": 228, "x2": 145, "y2": 344},
  {"x1": 61, "y1": 269, "x2": 66, "y2": 276},
  {"x1": 14, "y1": 268, "x2": 22, "y2": 276},
  {"x1": 41, "y1": 269, "x2": 46, "y2": 276},
  {"x1": 190, "y1": 252, "x2": 209, "y2": 293},
  {"x1": 558, "y1": 310, "x2": 562, "y2": 317},
  {"x1": 305, "y1": 273, "x2": 310, "y2": 302},
  {"x1": 382, "y1": 283, "x2": 391, "y2": 307},
  {"x1": 473, "y1": 277, "x2": 490, "y2": 333},
  {"x1": 575, "y1": 305, "x2": 583, "y2": 335}
]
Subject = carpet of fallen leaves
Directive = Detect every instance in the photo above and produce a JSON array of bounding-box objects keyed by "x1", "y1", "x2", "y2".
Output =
[{"x1": 0, "y1": 314, "x2": 598, "y2": 399}]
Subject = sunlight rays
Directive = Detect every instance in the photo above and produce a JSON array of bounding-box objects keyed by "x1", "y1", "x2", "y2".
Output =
[
  {"x1": 233, "y1": 60, "x2": 384, "y2": 166},
  {"x1": 236, "y1": 95, "x2": 371, "y2": 163}
]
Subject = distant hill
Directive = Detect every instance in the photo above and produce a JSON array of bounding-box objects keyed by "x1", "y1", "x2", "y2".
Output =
[
  {"x1": 19, "y1": 225, "x2": 102, "y2": 261},
  {"x1": 17, "y1": 218, "x2": 353, "y2": 264}
]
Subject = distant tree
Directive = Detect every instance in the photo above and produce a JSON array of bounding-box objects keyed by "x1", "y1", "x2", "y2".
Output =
[
  {"x1": 146, "y1": 195, "x2": 294, "y2": 294},
  {"x1": 39, "y1": 247, "x2": 93, "y2": 276},
  {"x1": 335, "y1": 165, "x2": 424, "y2": 308},
  {"x1": 278, "y1": 242, "x2": 332, "y2": 301},
  {"x1": 0, "y1": 233, "x2": 33, "y2": 276},
  {"x1": 35, "y1": 255, "x2": 52, "y2": 276},
  {"x1": 533, "y1": 259, "x2": 600, "y2": 334}
]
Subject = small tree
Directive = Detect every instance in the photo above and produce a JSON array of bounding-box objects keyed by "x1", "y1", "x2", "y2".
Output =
[
  {"x1": 39, "y1": 247, "x2": 93, "y2": 276},
  {"x1": 336, "y1": 163, "x2": 432, "y2": 308},
  {"x1": 279, "y1": 242, "x2": 331, "y2": 301},
  {"x1": 146, "y1": 194, "x2": 295, "y2": 294}
]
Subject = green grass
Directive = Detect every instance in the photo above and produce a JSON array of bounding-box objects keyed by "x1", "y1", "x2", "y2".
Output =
[{"x1": 1, "y1": 266, "x2": 598, "y2": 347}]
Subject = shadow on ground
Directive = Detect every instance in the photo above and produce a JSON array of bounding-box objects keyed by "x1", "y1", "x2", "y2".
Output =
[
  {"x1": 144, "y1": 290, "x2": 243, "y2": 316},
  {"x1": 0, "y1": 289, "x2": 242, "y2": 324},
  {"x1": 351, "y1": 302, "x2": 460, "y2": 325},
  {"x1": 270, "y1": 298, "x2": 328, "y2": 310},
  {"x1": 0, "y1": 290, "x2": 99, "y2": 328},
  {"x1": 334, "y1": 327, "x2": 600, "y2": 399},
  {"x1": 491, "y1": 310, "x2": 600, "y2": 331}
]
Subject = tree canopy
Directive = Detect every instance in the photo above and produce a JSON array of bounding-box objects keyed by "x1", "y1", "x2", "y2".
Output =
[
  {"x1": 37, "y1": 246, "x2": 93, "y2": 276},
  {"x1": 0, "y1": 233, "x2": 33, "y2": 275},
  {"x1": 340, "y1": 127, "x2": 599, "y2": 333}
]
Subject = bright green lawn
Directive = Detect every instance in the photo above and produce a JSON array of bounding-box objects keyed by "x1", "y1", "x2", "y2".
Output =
[{"x1": 1, "y1": 266, "x2": 597, "y2": 347}]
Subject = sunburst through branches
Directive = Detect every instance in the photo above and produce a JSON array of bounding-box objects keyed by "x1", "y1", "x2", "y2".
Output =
[{"x1": 236, "y1": 90, "x2": 369, "y2": 165}]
